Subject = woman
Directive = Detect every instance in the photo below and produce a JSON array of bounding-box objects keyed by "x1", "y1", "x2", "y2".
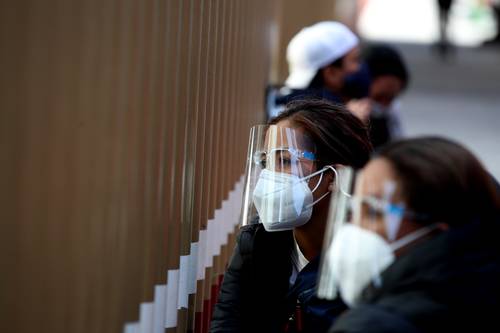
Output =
[
  {"x1": 320, "y1": 137, "x2": 500, "y2": 333},
  {"x1": 210, "y1": 99, "x2": 373, "y2": 333},
  {"x1": 342, "y1": 44, "x2": 410, "y2": 147}
]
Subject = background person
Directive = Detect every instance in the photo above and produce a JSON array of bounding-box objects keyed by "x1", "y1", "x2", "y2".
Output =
[
  {"x1": 343, "y1": 44, "x2": 410, "y2": 148},
  {"x1": 269, "y1": 21, "x2": 370, "y2": 122},
  {"x1": 435, "y1": 0, "x2": 454, "y2": 57}
]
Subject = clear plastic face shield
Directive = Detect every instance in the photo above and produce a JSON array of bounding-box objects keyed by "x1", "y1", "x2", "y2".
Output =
[
  {"x1": 241, "y1": 125, "x2": 332, "y2": 232},
  {"x1": 317, "y1": 167, "x2": 438, "y2": 307}
]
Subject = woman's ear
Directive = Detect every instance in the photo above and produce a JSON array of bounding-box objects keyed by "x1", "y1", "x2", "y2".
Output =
[
  {"x1": 328, "y1": 181, "x2": 335, "y2": 192},
  {"x1": 323, "y1": 167, "x2": 335, "y2": 191}
]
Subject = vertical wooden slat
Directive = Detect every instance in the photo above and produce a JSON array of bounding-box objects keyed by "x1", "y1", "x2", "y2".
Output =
[
  {"x1": 201, "y1": 0, "x2": 221, "y2": 327},
  {"x1": 187, "y1": 0, "x2": 205, "y2": 329},
  {"x1": 217, "y1": 0, "x2": 234, "y2": 276},
  {"x1": 101, "y1": 0, "x2": 127, "y2": 330},
  {"x1": 211, "y1": 0, "x2": 228, "y2": 322},
  {"x1": 165, "y1": 0, "x2": 182, "y2": 271},
  {"x1": 153, "y1": 0, "x2": 168, "y2": 287},
  {"x1": 138, "y1": 0, "x2": 157, "y2": 304},
  {"x1": 167, "y1": 1, "x2": 189, "y2": 332},
  {"x1": 122, "y1": 0, "x2": 145, "y2": 326},
  {"x1": 177, "y1": 0, "x2": 196, "y2": 331},
  {"x1": 23, "y1": 1, "x2": 57, "y2": 331},
  {"x1": 193, "y1": 0, "x2": 212, "y2": 330},
  {"x1": 157, "y1": 0, "x2": 175, "y2": 288},
  {"x1": 145, "y1": 0, "x2": 163, "y2": 292},
  {"x1": 114, "y1": 0, "x2": 136, "y2": 328}
]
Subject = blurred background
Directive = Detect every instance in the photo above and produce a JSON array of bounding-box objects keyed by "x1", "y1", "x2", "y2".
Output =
[
  {"x1": 355, "y1": 0, "x2": 500, "y2": 180},
  {"x1": 0, "y1": 1, "x2": 498, "y2": 333}
]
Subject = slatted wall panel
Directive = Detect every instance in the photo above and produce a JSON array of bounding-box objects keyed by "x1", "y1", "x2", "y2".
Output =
[{"x1": 0, "y1": 1, "x2": 278, "y2": 332}]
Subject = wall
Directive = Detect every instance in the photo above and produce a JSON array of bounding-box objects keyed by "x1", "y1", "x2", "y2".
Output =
[
  {"x1": 273, "y1": 0, "x2": 338, "y2": 85},
  {"x1": 0, "y1": 0, "x2": 276, "y2": 332}
]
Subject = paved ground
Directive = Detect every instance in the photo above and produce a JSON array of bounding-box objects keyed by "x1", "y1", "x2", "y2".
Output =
[{"x1": 395, "y1": 43, "x2": 500, "y2": 180}]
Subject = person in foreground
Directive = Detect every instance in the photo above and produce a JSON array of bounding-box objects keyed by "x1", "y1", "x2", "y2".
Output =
[
  {"x1": 210, "y1": 99, "x2": 372, "y2": 333},
  {"x1": 318, "y1": 137, "x2": 500, "y2": 333}
]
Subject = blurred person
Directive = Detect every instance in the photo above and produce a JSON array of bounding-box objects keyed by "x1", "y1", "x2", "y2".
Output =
[
  {"x1": 484, "y1": 0, "x2": 500, "y2": 45},
  {"x1": 269, "y1": 21, "x2": 370, "y2": 121},
  {"x1": 210, "y1": 100, "x2": 373, "y2": 333},
  {"x1": 317, "y1": 137, "x2": 500, "y2": 333},
  {"x1": 435, "y1": 0, "x2": 455, "y2": 57},
  {"x1": 343, "y1": 44, "x2": 410, "y2": 148}
]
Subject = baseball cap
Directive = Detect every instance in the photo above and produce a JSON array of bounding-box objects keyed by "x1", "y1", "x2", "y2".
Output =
[{"x1": 285, "y1": 21, "x2": 359, "y2": 89}]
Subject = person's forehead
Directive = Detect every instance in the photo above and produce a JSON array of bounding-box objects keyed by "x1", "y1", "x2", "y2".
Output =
[
  {"x1": 345, "y1": 46, "x2": 360, "y2": 59},
  {"x1": 358, "y1": 158, "x2": 398, "y2": 197},
  {"x1": 372, "y1": 75, "x2": 403, "y2": 92},
  {"x1": 264, "y1": 120, "x2": 313, "y2": 150}
]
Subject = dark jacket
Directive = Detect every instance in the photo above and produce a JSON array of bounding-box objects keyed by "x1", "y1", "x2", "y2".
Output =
[
  {"x1": 210, "y1": 223, "x2": 346, "y2": 333},
  {"x1": 329, "y1": 219, "x2": 500, "y2": 333}
]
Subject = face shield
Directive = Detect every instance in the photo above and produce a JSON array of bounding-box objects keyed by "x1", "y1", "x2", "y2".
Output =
[
  {"x1": 317, "y1": 167, "x2": 404, "y2": 306},
  {"x1": 241, "y1": 125, "x2": 330, "y2": 232},
  {"x1": 317, "y1": 167, "x2": 439, "y2": 306}
]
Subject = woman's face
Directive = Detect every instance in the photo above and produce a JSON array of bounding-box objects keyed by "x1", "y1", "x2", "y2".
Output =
[
  {"x1": 355, "y1": 158, "x2": 401, "y2": 239},
  {"x1": 263, "y1": 119, "x2": 316, "y2": 175},
  {"x1": 356, "y1": 158, "x2": 426, "y2": 245},
  {"x1": 270, "y1": 119, "x2": 332, "y2": 203},
  {"x1": 369, "y1": 75, "x2": 404, "y2": 107}
]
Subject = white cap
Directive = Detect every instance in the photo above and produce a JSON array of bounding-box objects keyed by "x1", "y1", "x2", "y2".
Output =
[{"x1": 285, "y1": 21, "x2": 359, "y2": 89}]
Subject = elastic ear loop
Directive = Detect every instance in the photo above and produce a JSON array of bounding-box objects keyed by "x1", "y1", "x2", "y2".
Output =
[
  {"x1": 261, "y1": 166, "x2": 327, "y2": 197},
  {"x1": 310, "y1": 170, "x2": 324, "y2": 193},
  {"x1": 307, "y1": 166, "x2": 351, "y2": 207},
  {"x1": 304, "y1": 168, "x2": 328, "y2": 208},
  {"x1": 389, "y1": 223, "x2": 440, "y2": 252},
  {"x1": 299, "y1": 166, "x2": 325, "y2": 192},
  {"x1": 324, "y1": 165, "x2": 352, "y2": 197}
]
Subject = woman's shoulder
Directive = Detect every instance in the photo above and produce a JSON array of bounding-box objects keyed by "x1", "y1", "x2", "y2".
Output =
[
  {"x1": 329, "y1": 304, "x2": 420, "y2": 333},
  {"x1": 237, "y1": 223, "x2": 294, "y2": 256},
  {"x1": 237, "y1": 224, "x2": 261, "y2": 256}
]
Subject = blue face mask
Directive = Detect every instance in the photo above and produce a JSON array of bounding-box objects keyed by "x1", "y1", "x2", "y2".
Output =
[{"x1": 342, "y1": 62, "x2": 371, "y2": 99}]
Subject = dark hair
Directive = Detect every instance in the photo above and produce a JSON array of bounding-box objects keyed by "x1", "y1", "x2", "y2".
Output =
[
  {"x1": 307, "y1": 57, "x2": 344, "y2": 89},
  {"x1": 268, "y1": 99, "x2": 373, "y2": 169},
  {"x1": 364, "y1": 44, "x2": 409, "y2": 90},
  {"x1": 377, "y1": 137, "x2": 500, "y2": 226}
]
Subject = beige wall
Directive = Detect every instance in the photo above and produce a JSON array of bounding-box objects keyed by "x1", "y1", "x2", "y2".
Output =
[
  {"x1": 0, "y1": 1, "x2": 276, "y2": 332},
  {"x1": 273, "y1": 0, "x2": 338, "y2": 85}
]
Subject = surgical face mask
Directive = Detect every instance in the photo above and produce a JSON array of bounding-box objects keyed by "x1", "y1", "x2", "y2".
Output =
[
  {"x1": 252, "y1": 167, "x2": 332, "y2": 232},
  {"x1": 327, "y1": 223, "x2": 438, "y2": 307}
]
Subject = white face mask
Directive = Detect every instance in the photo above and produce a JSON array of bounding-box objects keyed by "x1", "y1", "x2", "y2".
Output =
[
  {"x1": 252, "y1": 167, "x2": 331, "y2": 232},
  {"x1": 327, "y1": 223, "x2": 438, "y2": 307}
]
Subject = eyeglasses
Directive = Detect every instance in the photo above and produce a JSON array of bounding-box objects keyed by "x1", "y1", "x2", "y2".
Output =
[
  {"x1": 348, "y1": 195, "x2": 429, "y2": 222},
  {"x1": 253, "y1": 148, "x2": 316, "y2": 170}
]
